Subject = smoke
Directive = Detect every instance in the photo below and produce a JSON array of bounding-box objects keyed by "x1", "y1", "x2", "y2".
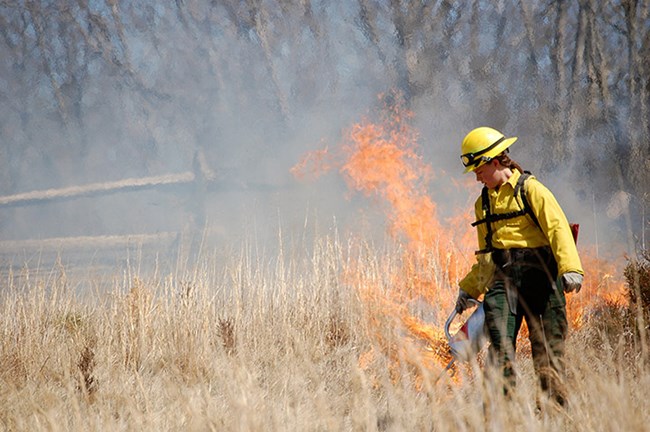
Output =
[
  {"x1": 0, "y1": 3, "x2": 391, "y2": 266},
  {"x1": 0, "y1": 1, "x2": 643, "y2": 271}
]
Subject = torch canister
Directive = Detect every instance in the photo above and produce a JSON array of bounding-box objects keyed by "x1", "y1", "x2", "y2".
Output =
[{"x1": 444, "y1": 300, "x2": 488, "y2": 362}]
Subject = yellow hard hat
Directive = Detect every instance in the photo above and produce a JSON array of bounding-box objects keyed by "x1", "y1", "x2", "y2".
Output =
[{"x1": 460, "y1": 127, "x2": 517, "y2": 173}]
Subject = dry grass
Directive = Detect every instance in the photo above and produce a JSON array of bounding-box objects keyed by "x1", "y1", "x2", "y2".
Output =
[{"x1": 0, "y1": 236, "x2": 648, "y2": 432}]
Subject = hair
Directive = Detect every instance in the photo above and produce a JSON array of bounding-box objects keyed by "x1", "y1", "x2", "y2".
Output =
[{"x1": 494, "y1": 151, "x2": 524, "y2": 174}]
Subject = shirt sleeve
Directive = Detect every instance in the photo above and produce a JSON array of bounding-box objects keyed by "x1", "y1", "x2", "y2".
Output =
[
  {"x1": 458, "y1": 196, "x2": 496, "y2": 298},
  {"x1": 524, "y1": 178, "x2": 584, "y2": 276},
  {"x1": 458, "y1": 253, "x2": 495, "y2": 299}
]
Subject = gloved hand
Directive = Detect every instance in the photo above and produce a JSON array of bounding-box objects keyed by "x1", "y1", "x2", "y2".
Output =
[
  {"x1": 559, "y1": 272, "x2": 583, "y2": 293},
  {"x1": 455, "y1": 289, "x2": 474, "y2": 314}
]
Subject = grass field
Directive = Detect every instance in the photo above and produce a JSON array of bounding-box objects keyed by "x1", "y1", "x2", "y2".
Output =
[{"x1": 0, "y1": 235, "x2": 648, "y2": 432}]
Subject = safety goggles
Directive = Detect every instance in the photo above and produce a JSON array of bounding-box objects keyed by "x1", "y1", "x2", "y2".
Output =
[{"x1": 460, "y1": 136, "x2": 506, "y2": 168}]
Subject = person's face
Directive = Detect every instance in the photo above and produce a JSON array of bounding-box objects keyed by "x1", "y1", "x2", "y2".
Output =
[{"x1": 474, "y1": 160, "x2": 501, "y2": 189}]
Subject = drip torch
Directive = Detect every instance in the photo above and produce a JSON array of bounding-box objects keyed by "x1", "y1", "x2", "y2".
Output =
[{"x1": 435, "y1": 299, "x2": 488, "y2": 382}]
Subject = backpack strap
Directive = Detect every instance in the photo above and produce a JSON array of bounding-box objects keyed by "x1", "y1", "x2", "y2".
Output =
[
  {"x1": 515, "y1": 171, "x2": 542, "y2": 231},
  {"x1": 473, "y1": 186, "x2": 493, "y2": 255}
]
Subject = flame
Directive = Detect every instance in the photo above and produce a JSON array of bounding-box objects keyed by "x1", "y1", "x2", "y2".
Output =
[
  {"x1": 290, "y1": 144, "x2": 334, "y2": 181},
  {"x1": 292, "y1": 92, "x2": 629, "y2": 387},
  {"x1": 341, "y1": 105, "x2": 439, "y2": 255},
  {"x1": 335, "y1": 95, "x2": 475, "y2": 319},
  {"x1": 293, "y1": 93, "x2": 472, "y2": 385},
  {"x1": 567, "y1": 245, "x2": 629, "y2": 328}
]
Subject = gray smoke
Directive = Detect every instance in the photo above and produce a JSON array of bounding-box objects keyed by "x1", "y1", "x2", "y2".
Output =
[{"x1": 0, "y1": 1, "x2": 646, "y2": 271}]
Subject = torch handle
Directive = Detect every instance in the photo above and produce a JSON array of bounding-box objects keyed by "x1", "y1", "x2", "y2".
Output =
[{"x1": 444, "y1": 299, "x2": 480, "y2": 341}]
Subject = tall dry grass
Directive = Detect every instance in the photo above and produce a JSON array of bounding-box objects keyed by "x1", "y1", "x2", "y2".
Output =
[{"x1": 0, "y1": 235, "x2": 649, "y2": 431}]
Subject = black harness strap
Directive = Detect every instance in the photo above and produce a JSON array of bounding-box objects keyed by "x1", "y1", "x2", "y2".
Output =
[
  {"x1": 472, "y1": 171, "x2": 541, "y2": 255},
  {"x1": 473, "y1": 186, "x2": 495, "y2": 254},
  {"x1": 515, "y1": 172, "x2": 541, "y2": 230}
]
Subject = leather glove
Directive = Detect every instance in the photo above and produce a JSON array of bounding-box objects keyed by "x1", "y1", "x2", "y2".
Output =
[
  {"x1": 559, "y1": 272, "x2": 583, "y2": 293},
  {"x1": 455, "y1": 289, "x2": 474, "y2": 314}
]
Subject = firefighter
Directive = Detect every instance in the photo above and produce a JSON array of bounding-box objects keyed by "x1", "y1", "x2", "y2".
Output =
[{"x1": 455, "y1": 126, "x2": 583, "y2": 407}]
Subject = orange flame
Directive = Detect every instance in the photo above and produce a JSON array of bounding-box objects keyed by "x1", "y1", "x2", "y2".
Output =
[
  {"x1": 290, "y1": 144, "x2": 334, "y2": 181},
  {"x1": 292, "y1": 93, "x2": 473, "y2": 383},
  {"x1": 567, "y1": 245, "x2": 628, "y2": 328}
]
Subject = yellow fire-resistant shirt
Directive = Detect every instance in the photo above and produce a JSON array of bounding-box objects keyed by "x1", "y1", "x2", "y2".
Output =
[{"x1": 459, "y1": 169, "x2": 584, "y2": 299}]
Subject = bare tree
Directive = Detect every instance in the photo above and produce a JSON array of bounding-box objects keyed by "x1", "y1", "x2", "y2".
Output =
[{"x1": 0, "y1": 0, "x2": 648, "y2": 243}]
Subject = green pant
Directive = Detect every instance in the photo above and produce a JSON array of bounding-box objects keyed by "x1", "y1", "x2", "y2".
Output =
[{"x1": 483, "y1": 248, "x2": 568, "y2": 405}]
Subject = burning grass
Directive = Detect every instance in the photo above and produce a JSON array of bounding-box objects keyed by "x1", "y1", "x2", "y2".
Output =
[
  {"x1": 2, "y1": 94, "x2": 646, "y2": 430},
  {"x1": 0, "y1": 236, "x2": 648, "y2": 431},
  {"x1": 2, "y1": 93, "x2": 645, "y2": 430}
]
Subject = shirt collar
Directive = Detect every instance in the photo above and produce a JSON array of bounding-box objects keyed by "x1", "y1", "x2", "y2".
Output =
[{"x1": 503, "y1": 168, "x2": 521, "y2": 190}]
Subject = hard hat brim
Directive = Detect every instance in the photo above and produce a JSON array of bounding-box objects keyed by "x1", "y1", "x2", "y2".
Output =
[{"x1": 463, "y1": 136, "x2": 518, "y2": 173}]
